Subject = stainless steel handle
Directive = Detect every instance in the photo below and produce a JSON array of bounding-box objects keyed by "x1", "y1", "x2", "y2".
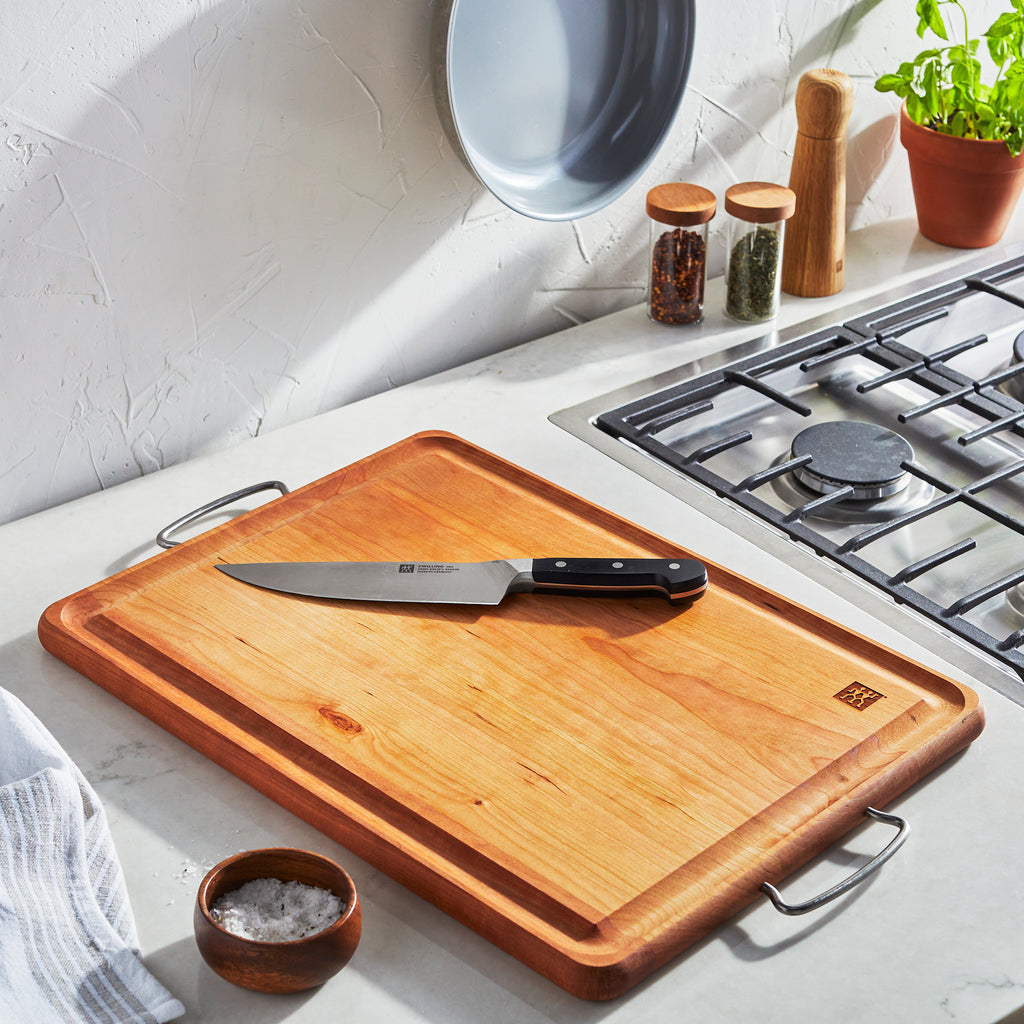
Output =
[
  {"x1": 760, "y1": 807, "x2": 909, "y2": 916},
  {"x1": 156, "y1": 480, "x2": 290, "y2": 548}
]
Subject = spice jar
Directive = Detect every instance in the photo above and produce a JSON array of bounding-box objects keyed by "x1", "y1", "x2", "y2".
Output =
[
  {"x1": 723, "y1": 181, "x2": 796, "y2": 323},
  {"x1": 645, "y1": 183, "x2": 716, "y2": 325}
]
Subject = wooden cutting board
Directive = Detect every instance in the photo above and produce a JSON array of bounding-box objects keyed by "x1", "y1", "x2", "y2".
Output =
[{"x1": 38, "y1": 432, "x2": 984, "y2": 999}]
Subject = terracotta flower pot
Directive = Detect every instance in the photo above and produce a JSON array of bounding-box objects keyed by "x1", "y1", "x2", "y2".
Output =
[{"x1": 900, "y1": 103, "x2": 1024, "y2": 248}]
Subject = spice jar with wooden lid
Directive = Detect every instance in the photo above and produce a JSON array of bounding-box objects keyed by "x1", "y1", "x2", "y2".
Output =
[
  {"x1": 645, "y1": 183, "x2": 716, "y2": 325},
  {"x1": 723, "y1": 181, "x2": 796, "y2": 323}
]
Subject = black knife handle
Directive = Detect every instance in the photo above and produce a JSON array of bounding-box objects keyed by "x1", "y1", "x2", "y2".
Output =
[{"x1": 530, "y1": 558, "x2": 708, "y2": 603}]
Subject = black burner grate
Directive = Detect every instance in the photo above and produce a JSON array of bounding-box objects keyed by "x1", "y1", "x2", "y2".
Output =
[{"x1": 597, "y1": 255, "x2": 1024, "y2": 680}]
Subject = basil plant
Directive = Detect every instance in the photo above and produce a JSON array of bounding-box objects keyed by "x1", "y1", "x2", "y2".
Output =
[{"x1": 875, "y1": 0, "x2": 1024, "y2": 155}]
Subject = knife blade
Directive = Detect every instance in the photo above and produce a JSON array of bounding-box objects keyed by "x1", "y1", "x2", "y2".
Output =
[{"x1": 215, "y1": 557, "x2": 708, "y2": 606}]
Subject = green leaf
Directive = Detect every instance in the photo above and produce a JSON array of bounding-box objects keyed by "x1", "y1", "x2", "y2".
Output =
[
  {"x1": 948, "y1": 43, "x2": 978, "y2": 63},
  {"x1": 986, "y1": 11, "x2": 1020, "y2": 37},
  {"x1": 1005, "y1": 74, "x2": 1024, "y2": 107},
  {"x1": 906, "y1": 92, "x2": 927, "y2": 125},
  {"x1": 875, "y1": 73, "x2": 907, "y2": 94},
  {"x1": 916, "y1": 0, "x2": 948, "y2": 39},
  {"x1": 987, "y1": 12, "x2": 1021, "y2": 64},
  {"x1": 949, "y1": 56, "x2": 979, "y2": 87},
  {"x1": 923, "y1": 61, "x2": 942, "y2": 117}
]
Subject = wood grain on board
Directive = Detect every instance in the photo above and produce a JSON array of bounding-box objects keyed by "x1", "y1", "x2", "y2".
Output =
[{"x1": 39, "y1": 431, "x2": 984, "y2": 999}]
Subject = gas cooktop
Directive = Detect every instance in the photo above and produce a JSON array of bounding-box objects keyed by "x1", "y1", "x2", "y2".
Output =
[{"x1": 552, "y1": 245, "x2": 1024, "y2": 703}]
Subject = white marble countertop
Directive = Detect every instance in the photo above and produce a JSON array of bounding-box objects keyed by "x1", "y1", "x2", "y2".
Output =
[{"x1": 5, "y1": 217, "x2": 1024, "y2": 1023}]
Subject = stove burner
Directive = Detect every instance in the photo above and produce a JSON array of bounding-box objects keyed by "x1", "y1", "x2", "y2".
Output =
[
  {"x1": 769, "y1": 420, "x2": 932, "y2": 524},
  {"x1": 790, "y1": 421, "x2": 914, "y2": 500},
  {"x1": 1005, "y1": 330, "x2": 1024, "y2": 402},
  {"x1": 1009, "y1": 583, "x2": 1024, "y2": 619}
]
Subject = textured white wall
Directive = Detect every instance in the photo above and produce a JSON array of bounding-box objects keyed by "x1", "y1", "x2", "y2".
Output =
[{"x1": 0, "y1": 0, "x2": 999, "y2": 524}]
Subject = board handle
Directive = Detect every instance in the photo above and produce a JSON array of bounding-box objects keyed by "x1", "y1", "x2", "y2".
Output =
[
  {"x1": 760, "y1": 807, "x2": 909, "y2": 916},
  {"x1": 156, "y1": 481, "x2": 290, "y2": 548}
]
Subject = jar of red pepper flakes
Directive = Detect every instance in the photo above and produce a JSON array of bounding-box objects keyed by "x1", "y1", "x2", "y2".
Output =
[{"x1": 645, "y1": 183, "x2": 716, "y2": 325}]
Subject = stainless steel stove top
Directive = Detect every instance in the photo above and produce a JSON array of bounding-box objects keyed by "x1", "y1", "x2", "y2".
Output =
[{"x1": 552, "y1": 245, "x2": 1024, "y2": 704}]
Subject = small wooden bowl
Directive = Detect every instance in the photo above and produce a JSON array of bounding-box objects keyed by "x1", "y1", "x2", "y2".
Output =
[{"x1": 194, "y1": 847, "x2": 361, "y2": 993}]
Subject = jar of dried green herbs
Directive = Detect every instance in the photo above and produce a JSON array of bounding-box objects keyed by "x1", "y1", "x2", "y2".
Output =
[
  {"x1": 645, "y1": 183, "x2": 716, "y2": 325},
  {"x1": 723, "y1": 182, "x2": 796, "y2": 324}
]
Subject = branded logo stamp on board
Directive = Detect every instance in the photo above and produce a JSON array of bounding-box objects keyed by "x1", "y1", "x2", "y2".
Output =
[{"x1": 834, "y1": 683, "x2": 886, "y2": 710}]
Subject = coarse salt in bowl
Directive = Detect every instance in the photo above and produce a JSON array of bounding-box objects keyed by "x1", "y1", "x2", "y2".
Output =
[
  {"x1": 194, "y1": 847, "x2": 361, "y2": 993},
  {"x1": 211, "y1": 877, "x2": 345, "y2": 942}
]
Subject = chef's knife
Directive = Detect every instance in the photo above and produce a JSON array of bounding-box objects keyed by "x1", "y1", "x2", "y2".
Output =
[{"x1": 216, "y1": 557, "x2": 707, "y2": 606}]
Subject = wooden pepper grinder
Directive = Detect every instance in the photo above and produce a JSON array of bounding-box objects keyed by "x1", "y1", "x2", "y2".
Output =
[{"x1": 781, "y1": 69, "x2": 854, "y2": 297}]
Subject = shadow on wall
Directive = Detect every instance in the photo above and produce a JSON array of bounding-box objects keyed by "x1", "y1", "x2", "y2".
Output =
[
  {"x1": 787, "y1": 0, "x2": 903, "y2": 215},
  {"x1": 668, "y1": 0, "x2": 906, "y2": 275},
  {"x1": 0, "y1": 0, "x2": 915, "y2": 526},
  {"x1": 0, "y1": 0, "x2": 597, "y2": 524}
]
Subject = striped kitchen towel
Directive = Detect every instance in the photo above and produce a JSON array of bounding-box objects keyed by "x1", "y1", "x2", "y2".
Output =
[{"x1": 0, "y1": 687, "x2": 184, "y2": 1023}]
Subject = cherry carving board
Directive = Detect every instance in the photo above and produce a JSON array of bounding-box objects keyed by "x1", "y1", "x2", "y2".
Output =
[{"x1": 39, "y1": 432, "x2": 984, "y2": 999}]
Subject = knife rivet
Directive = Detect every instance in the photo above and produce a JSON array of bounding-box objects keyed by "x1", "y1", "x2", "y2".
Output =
[
  {"x1": 612, "y1": 561, "x2": 624, "y2": 568},
  {"x1": 555, "y1": 560, "x2": 567, "y2": 567},
  {"x1": 670, "y1": 562, "x2": 680, "y2": 569}
]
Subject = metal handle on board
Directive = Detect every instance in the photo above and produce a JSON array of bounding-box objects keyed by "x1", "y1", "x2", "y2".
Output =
[
  {"x1": 760, "y1": 807, "x2": 909, "y2": 916},
  {"x1": 156, "y1": 480, "x2": 290, "y2": 549}
]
